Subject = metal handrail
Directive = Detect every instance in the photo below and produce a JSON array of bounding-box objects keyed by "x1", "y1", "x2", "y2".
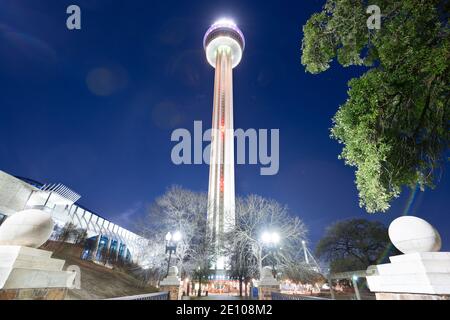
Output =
[
  {"x1": 271, "y1": 292, "x2": 330, "y2": 300},
  {"x1": 106, "y1": 291, "x2": 169, "y2": 300}
]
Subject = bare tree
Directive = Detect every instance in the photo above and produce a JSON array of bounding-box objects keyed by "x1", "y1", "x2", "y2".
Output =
[
  {"x1": 136, "y1": 185, "x2": 208, "y2": 279},
  {"x1": 184, "y1": 232, "x2": 214, "y2": 296},
  {"x1": 225, "y1": 236, "x2": 256, "y2": 296},
  {"x1": 74, "y1": 228, "x2": 88, "y2": 246},
  {"x1": 132, "y1": 238, "x2": 168, "y2": 286},
  {"x1": 226, "y1": 195, "x2": 308, "y2": 280},
  {"x1": 137, "y1": 188, "x2": 311, "y2": 289},
  {"x1": 57, "y1": 222, "x2": 78, "y2": 242}
]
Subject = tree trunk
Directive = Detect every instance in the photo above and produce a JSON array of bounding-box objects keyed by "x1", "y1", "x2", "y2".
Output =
[
  {"x1": 239, "y1": 278, "x2": 243, "y2": 297},
  {"x1": 245, "y1": 281, "x2": 248, "y2": 297},
  {"x1": 198, "y1": 278, "x2": 201, "y2": 297},
  {"x1": 258, "y1": 246, "x2": 263, "y2": 278}
]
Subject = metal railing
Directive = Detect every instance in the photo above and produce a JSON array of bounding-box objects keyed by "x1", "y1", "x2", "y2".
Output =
[
  {"x1": 106, "y1": 291, "x2": 169, "y2": 300},
  {"x1": 271, "y1": 292, "x2": 330, "y2": 300}
]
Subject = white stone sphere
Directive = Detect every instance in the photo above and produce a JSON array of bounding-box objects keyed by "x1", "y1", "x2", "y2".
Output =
[
  {"x1": 0, "y1": 209, "x2": 54, "y2": 248},
  {"x1": 168, "y1": 266, "x2": 179, "y2": 277},
  {"x1": 388, "y1": 216, "x2": 441, "y2": 254},
  {"x1": 261, "y1": 266, "x2": 273, "y2": 278}
]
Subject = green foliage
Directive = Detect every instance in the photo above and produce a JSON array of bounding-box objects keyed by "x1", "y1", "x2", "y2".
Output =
[
  {"x1": 316, "y1": 219, "x2": 395, "y2": 273},
  {"x1": 302, "y1": 0, "x2": 450, "y2": 212}
]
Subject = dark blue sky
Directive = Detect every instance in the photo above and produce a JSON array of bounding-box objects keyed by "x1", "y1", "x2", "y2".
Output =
[{"x1": 0, "y1": 0, "x2": 448, "y2": 250}]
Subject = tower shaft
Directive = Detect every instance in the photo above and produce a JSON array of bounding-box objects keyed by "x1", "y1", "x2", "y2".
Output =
[{"x1": 207, "y1": 47, "x2": 235, "y2": 270}]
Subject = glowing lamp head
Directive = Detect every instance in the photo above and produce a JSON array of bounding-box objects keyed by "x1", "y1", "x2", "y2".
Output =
[
  {"x1": 173, "y1": 231, "x2": 182, "y2": 242},
  {"x1": 261, "y1": 231, "x2": 271, "y2": 244},
  {"x1": 272, "y1": 232, "x2": 280, "y2": 244},
  {"x1": 261, "y1": 231, "x2": 280, "y2": 245},
  {"x1": 204, "y1": 18, "x2": 245, "y2": 68}
]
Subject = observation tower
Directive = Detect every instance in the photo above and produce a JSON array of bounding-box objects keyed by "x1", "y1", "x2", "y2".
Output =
[{"x1": 204, "y1": 18, "x2": 245, "y2": 275}]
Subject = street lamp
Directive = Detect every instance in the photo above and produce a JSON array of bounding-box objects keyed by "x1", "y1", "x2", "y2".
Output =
[
  {"x1": 261, "y1": 231, "x2": 280, "y2": 245},
  {"x1": 172, "y1": 231, "x2": 182, "y2": 242},
  {"x1": 352, "y1": 275, "x2": 361, "y2": 300},
  {"x1": 261, "y1": 231, "x2": 280, "y2": 246},
  {"x1": 165, "y1": 231, "x2": 182, "y2": 277},
  {"x1": 261, "y1": 231, "x2": 280, "y2": 276}
]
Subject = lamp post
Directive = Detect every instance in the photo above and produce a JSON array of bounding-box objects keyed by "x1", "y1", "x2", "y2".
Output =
[
  {"x1": 352, "y1": 275, "x2": 361, "y2": 300},
  {"x1": 261, "y1": 231, "x2": 280, "y2": 277},
  {"x1": 165, "y1": 231, "x2": 182, "y2": 277}
]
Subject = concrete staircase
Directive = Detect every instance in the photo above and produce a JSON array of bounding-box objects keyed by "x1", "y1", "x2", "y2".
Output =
[{"x1": 0, "y1": 245, "x2": 75, "y2": 289}]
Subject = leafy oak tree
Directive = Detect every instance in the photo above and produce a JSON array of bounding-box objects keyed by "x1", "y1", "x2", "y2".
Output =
[
  {"x1": 302, "y1": 0, "x2": 450, "y2": 212},
  {"x1": 316, "y1": 219, "x2": 396, "y2": 272}
]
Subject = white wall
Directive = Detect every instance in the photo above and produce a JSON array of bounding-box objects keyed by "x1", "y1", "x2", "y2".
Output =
[
  {"x1": 0, "y1": 170, "x2": 146, "y2": 263},
  {"x1": 0, "y1": 171, "x2": 35, "y2": 215}
]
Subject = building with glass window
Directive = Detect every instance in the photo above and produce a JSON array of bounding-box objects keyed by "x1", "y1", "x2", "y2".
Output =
[{"x1": 0, "y1": 170, "x2": 147, "y2": 265}]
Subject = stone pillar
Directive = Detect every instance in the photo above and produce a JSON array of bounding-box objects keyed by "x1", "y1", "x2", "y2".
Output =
[
  {"x1": 258, "y1": 266, "x2": 280, "y2": 300},
  {"x1": 366, "y1": 216, "x2": 450, "y2": 300},
  {"x1": 0, "y1": 209, "x2": 77, "y2": 300},
  {"x1": 159, "y1": 266, "x2": 181, "y2": 300}
]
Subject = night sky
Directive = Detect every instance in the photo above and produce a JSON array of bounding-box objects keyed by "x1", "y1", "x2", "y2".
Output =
[{"x1": 0, "y1": 0, "x2": 448, "y2": 250}]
